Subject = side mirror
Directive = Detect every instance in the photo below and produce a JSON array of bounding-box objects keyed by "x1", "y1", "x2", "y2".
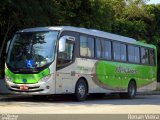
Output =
[
  {"x1": 59, "y1": 36, "x2": 66, "y2": 52},
  {"x1": 6, "y1": 40, "x2": 11, "y2": 54},
  {"x1": 58, "y1": 36, "x2": 75, "y2": 52}
]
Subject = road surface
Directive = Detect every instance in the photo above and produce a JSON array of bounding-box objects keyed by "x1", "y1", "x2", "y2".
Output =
[{"x1": 0, "y1": 94, "x2": 160, "y2": 114}]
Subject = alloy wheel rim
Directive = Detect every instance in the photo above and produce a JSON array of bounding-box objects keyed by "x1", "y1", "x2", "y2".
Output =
[
  {"x1": 129, "y1": 84, "x2": 135, "y2": 96},
  {"x1": 78, "y1": 84, "x2": 86, "y2": 98}
]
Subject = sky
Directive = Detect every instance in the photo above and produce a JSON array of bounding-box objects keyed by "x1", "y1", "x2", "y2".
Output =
[{"x1": 147, "y1": 0, "x2": 160, "y2": 4}]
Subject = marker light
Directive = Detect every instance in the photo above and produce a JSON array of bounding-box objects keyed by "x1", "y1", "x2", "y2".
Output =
[{"x1": 40, "y1": 75, "x2": 52, "y2": 82}]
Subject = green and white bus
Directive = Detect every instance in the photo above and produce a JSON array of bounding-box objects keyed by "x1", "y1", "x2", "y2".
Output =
[{"x1": 5, "y1": 26, "x2": 157, "y2": 101}]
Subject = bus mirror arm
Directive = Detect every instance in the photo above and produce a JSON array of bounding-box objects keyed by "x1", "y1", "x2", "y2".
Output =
[{"x1": 6, "y1": 40, "x2": 11, "y2": 54}]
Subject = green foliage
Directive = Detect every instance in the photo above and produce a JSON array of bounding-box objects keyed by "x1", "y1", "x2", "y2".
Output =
[
  {"x1": 112, "y1": 18, "x2": 147, "y2": 40},
  {"x1": 0, "y1": 0, "x2": 160, "y2": 80},
  {"x1": 90, "y1": 0, "x2": 114, "y2": 31}
]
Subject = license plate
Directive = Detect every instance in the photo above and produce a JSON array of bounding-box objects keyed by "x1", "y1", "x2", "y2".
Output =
[{"x1": 20, "y1": 85, "x2": 29, "y2": 90}]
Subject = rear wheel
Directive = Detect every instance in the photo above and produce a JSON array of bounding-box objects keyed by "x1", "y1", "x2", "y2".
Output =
[
  {"x1": 119, "y1": 81, "x2": 136, "y2": 99},
  {"x1": 75, "y1": 79, "x2": 88, "y2": 101}
]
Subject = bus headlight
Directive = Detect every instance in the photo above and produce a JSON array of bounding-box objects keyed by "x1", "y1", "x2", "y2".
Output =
[
  {"x1": 40, "y1": 75, "x2": 52, "y2": 82},
  {"x1": 5, "y1": 76, "x2": 12, "y2": 82}
]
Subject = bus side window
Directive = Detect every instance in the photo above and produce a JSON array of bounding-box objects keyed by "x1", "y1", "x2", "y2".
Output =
[
  {"x1": 113, "y1": 42, "x2": 126, "y2": 61},
  {"x1": 96, "y1": 38, "x2": 105, "y2": 59},
  {"x1": 141, "y1": 48, "x2": 149, "y2": 64},
  {"x1": 96, "y1": 39, "x2": 102, "y2": 58},
  {"x1": 120, "y1": 44, "x2": 127, "y2": 61},
  {"x1": 113, "y1": 42, "x2": 121, "y2": 61},
  {"x1": 104, "y1": 40, "x2": 111, "y2": 60},
  {"x1": 128, "y1": 45, "x2": 140, "y2": 63},
  {"x1": 80, "y1": 35, "x2": 94, "y2": 58},
  {"x1": 128, "y1": 45, "x2": 135, "y2": 63},
  {"x1": 134, "y1": 47, "x2": 140, "y2": 63},
  {"x1": 87, "y1": 37, "x2": 94, "y2": 57},
  {"x1": 80, "y1": 35, "x2": 88, "y2": 57},
  {"x1": 149, "y1": 49, "x2": 155, "y2": 65}
]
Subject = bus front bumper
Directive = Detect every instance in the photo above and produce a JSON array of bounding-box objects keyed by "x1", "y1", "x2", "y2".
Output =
[{"x1": 5, "y1": 77, "x2": 55, "y2": 95}]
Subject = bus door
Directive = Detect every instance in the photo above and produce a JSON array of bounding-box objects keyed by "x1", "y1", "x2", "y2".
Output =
[{"x1": 55, "y1": 36, "x2": 75, "y2": 93}]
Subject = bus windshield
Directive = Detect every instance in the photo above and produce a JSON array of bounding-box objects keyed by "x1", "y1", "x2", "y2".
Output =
[{"x1": 7, "y1": 31, "x2": 59, "y2": 69}]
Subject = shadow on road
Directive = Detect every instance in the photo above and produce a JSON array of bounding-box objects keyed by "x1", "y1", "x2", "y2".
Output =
[{"x1": 0, "y1": 94, "x2": 160, "y2": 106}]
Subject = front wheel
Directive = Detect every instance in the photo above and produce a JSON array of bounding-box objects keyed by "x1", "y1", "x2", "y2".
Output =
[{"x1": 75, "y1": 79, "x2": 88, "y2": 101}]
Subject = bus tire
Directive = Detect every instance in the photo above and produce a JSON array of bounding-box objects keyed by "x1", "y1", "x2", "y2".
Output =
[
  {"x1": 119, "y1": 81, "x2": 137, "y2": 99},
  {"x1": 75, "y1": 79, "x2": 88, "y2": 101}
]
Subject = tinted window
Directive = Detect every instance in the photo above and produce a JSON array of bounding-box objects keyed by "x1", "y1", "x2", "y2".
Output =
[
  {"x1": 141, "y1": 48, "x2": 149, "y2": 64},
  {"x1": 135, "y1": 47, "x2": 140, "y2": 63},
  {"x1": 96, "y1": 39, "x2": 101, "y2": 58},
  {"x1": 149, "y1": 49, "x2": 155, "y2": 65},
  {"x1": 113, "y1": 42, "x2": 126, "y2": 61},
  {"x1": 104, "y1": 40, "x2": 111, "y2": 60},
  {"x1": 80, "y1": 35, "x2": 94, "y2": 57},
  {"x1": 128, "y1": 45, "x2": 135, "y2": 62},
  {"x1": 128, "y1": 45, "x2": 140, "y2": 63},
  {"x1": 120, "y1": 44, "x2": 127, "y2": 61},
  {"x1": 96, "y1": 39, "x2": 106, "y2": 58},
  {"x1": 80, "y1": 36, "x2": 88, "y2": 57},
  {"x1": 113, "y1": 42, "x2": 120, "y2": 61},
  {"x1": 88, "y1": 37, "x2": 94, "y2": 57},
  {"x1": 96, "y1": 39, "x2": 111, "y2": 60},
  {"x1": 57, "y1": 41, "x2": 74, "y2": 67}
]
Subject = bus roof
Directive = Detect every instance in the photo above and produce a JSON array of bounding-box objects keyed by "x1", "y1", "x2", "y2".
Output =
[{"x1": 17, "y1": 26, "x2": 155, "y2": 48}]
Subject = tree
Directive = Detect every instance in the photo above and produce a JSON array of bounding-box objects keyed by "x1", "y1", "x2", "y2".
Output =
[
  {"x1": 0, "y1": 0, "x2": 160, "y2": 80},
  {"x1": 0, "y1": 0, "x2": 61, "y2": 65},
  {"x1": 90, "y1": 0, "x2": 114, "y2": 31}
]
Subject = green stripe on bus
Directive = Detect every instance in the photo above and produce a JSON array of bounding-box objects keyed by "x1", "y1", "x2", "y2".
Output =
[
  {"x1": 5, "y1": 68, "x2": 50, "y2": 84},
  {"x1": 95, "y1": 61, "x2": 156, "y2": 89}
]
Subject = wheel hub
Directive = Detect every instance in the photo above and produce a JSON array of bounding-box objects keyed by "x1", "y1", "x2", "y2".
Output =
[
  {"x1": 129, "y1": 84, "x2": 135, "y2": 96},
  {"x1": 78, "y1": 84, "x2": 86, "y2": 97}
]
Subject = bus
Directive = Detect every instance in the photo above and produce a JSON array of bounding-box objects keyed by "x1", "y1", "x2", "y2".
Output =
[{"x1": 5, "y1": 26, "x2": 157, "y2": 101}]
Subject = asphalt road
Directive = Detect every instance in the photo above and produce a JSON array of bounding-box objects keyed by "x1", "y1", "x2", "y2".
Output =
[{"x1": 0, "y1": 94, "x2": 160, "y2": 114}]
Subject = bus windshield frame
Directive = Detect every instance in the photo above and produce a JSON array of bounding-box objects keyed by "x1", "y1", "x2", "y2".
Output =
[{"x1": 6, "y1": 30, "x2": 59, "y2": 73}]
